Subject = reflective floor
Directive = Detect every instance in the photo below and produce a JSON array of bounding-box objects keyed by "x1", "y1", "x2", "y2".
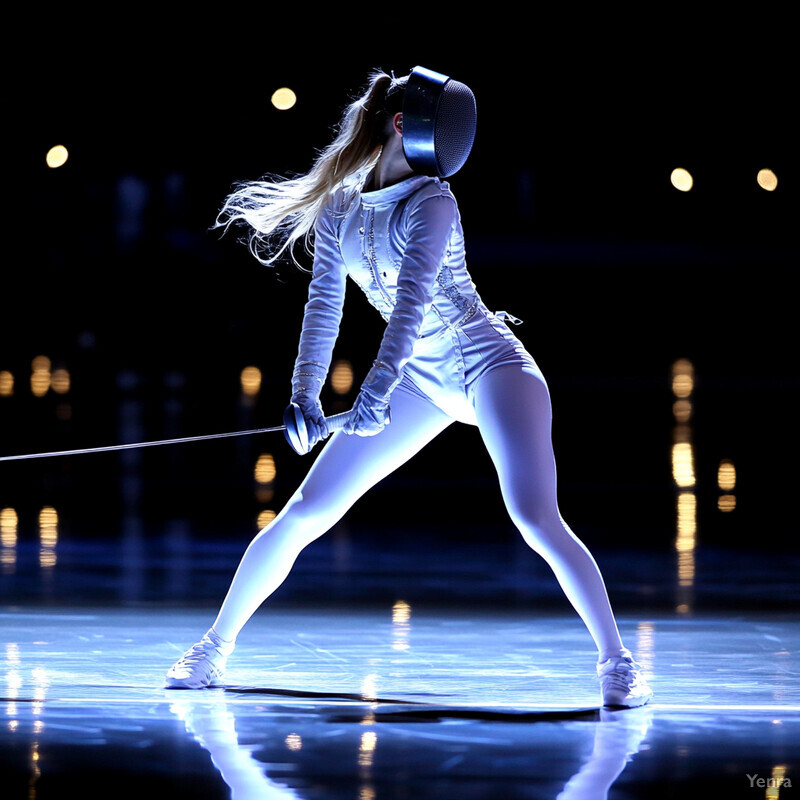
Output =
[{"x1": 1, "y1": 536, "x2": 798, "y2": 799}]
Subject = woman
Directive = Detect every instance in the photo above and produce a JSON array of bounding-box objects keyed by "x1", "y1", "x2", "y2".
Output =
[{"x1": 165, "y1": 68, "x2": 652, "y2": 708}]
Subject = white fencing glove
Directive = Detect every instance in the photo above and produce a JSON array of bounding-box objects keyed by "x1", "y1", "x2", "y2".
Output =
[
  {"x1": 289, "y1": 362, "x2": 330, "y2": 453},
  {"x1": 344, "y1": 360, "x2": 398, "y2": 437}
]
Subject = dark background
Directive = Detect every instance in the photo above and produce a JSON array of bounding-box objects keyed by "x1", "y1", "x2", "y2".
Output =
[{"x1": 1, "y1": 8, "x2": 796, "y2": 565}]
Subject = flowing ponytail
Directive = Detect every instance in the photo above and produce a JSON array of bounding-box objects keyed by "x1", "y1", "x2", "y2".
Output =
[{"x1": 216, "y1": 69, "x2": 407, "y2": 268}]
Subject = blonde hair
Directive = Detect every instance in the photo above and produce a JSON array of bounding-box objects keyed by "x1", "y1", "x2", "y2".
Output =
[{"x1": 216, "y1": 69, "x2": 407, "y2": 268}]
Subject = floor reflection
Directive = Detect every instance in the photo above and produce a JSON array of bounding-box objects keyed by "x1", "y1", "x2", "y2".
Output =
[
  {"x1": 0, "y1": 579, "x2": 798, "y2": 798},
  {"x1": 557, "y1": 708, "x2": 652, "y2": 799},
  {"x1": 171, "y1": 693, "x2": 304, "y2": 799},
  {"x1": 169, "y1": 692, "x2": 652, "y2": 800}
]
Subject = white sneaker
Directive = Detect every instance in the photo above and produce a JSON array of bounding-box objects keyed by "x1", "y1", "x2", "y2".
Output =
[
  {"x1": 597, "y1": 650, "x2": 653, "y2": 708},
  {"x1": 165, "y1": 630, "x2": 234, "y2": 689}
]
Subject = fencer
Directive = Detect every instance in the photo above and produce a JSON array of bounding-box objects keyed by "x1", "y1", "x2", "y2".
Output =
[{"x1": 165, "y1": 66, "x2": 653, "y2": 708}]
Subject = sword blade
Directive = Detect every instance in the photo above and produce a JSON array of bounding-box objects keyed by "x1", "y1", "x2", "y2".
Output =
[{"x1": 0, "y1": 425, "x2": 287, "y2": 462}]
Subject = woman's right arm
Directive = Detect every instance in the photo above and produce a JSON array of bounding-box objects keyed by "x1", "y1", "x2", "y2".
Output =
[{"x1": 289, "y1": 203, "x2": 348, "y2": 450}]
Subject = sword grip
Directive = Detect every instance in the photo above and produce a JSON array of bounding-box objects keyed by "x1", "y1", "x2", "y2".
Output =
[
  {"x1": 324, "y1": 410, "x2": 351, "y2": 432},
  {"x1": 283, "y1": 404, "x2": 353, "y2": 454}
]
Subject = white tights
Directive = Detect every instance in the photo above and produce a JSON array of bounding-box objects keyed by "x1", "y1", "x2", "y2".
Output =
[{"x1": 211, "y1": 365, "x2": 625, "y2": 660}]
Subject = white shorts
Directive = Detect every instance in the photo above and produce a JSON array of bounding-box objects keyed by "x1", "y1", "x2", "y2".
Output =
[{"x1": 398, "y1": 305, "x2": 544, "y2": 425}]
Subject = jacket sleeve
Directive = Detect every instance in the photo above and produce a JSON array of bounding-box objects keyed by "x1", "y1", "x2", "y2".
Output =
[
  {"x1": 291, "y1": 202, "x2": 348, "y2": 398},
  {"x1": 360, "y1": 191, "x2": 457, "y2": 398}
]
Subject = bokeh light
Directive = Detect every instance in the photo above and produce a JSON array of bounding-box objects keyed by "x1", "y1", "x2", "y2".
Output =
[
  {"x1": 271, "y1": 88, "x2": 297, "y2": 110},
  {"x1": 670, "y1": 167, "x2": 693, "y2": 192},
  {"x1": 46, "y1": 145, "x2": 69, "y2": 169}
]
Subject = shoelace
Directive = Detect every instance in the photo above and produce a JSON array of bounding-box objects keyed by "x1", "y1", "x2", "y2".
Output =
[
  {"x1": 178, "y1": 643, "x2": 217, "y2": 667},
  {"x1": 174, "y1": 639, "x2": 229, "y2": 674},
  {"x1": 599, "y1": 657, "x2": 642, "y2": 692}
]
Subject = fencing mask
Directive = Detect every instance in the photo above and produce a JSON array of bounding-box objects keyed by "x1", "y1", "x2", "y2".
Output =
[{"x1": 402, "y1": 66, "x2": 477, "y2": 178}]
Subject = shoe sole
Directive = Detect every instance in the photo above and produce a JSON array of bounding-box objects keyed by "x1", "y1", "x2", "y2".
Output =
[
  {"x1": 164, "y1": 673, "x2": 225, "y2": 690},
  {"x1": 603, "y1": 693, "x2": 653, "y2": 709},
  {"x1": 164, "y1": 681, "x2": 225, "y2": 689}
]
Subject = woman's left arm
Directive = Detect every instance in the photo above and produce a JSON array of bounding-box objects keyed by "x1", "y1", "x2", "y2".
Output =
[{"x1": 344, "y1": 192, "x2": 457, "y2": 435}]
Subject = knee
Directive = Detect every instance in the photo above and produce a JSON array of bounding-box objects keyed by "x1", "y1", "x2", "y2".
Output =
[
  {"x1": 510, "y1": 502, "x2": 574, "y2": 557},
  {"x1": 254, "y1": 490, "x2": 341, "y2": 549}
]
